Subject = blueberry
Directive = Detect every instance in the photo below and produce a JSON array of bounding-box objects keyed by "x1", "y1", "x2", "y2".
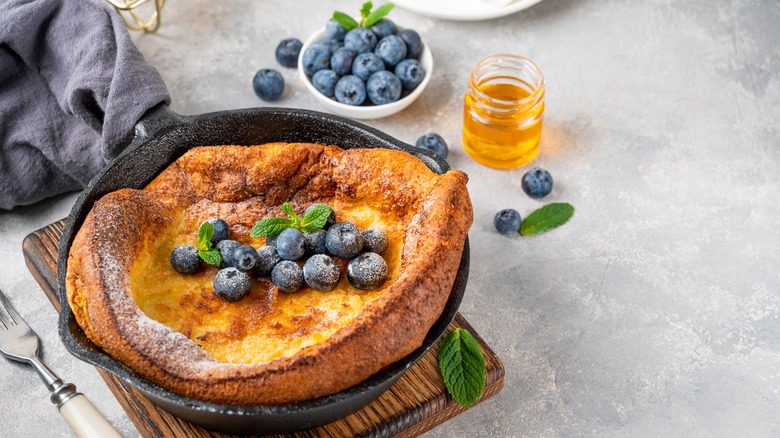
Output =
[
  {"x1": 170, "y1": 244, "x2": 202, "y2": 274},
  {"x1": 323, "y1": 39, "x2": 341, "y2": 56},
  {"x1": 351, "y1": 53, "x2": 385, "y2": 82},
  {"x1": 265, "y1": 235, "x2": 278, "y2": 247},
  {"x1": 275, "y1": 38, "x2": 303, "y2": 68},
  {"x1": 325, "y1": 222, "x2": 364, "y2": 259},
  {"x1": 374, "y1": 35, "x2": 407, "y2": 68},
  {"x1": 344, "y1": 27, "x2": 378, "y2": 54},
  {"x1": 205, "y1": 217, "x2": 230, "y2": 244},
  {"x1": 394, "y1": 59, "x2": 425, "y2": 90},
  {"x1": 303, "y1": 254, "x2": 341, "y2": 292},
  {"x1": 362, "y1": 228, "x2": 388, "y2": 255},
  {"x1": 253, "y1": 245, "x2": 281, "y2": 277},
  {"x1": 252, "y1": 68, "x2": 284, "y2": 102},
  {"x1": 304, "y1": 229, "x2": 328, "y2": 257},
  {"x1": 521, "y1": 167, "x2": 554, "y2": 199},
  {"x1": 271, "y1": 260, "x2": 304, "y2": 293},
  {"x1": 276, "y1": 228, "x2": 305, "y2": 261},
  {"x1": 302, "y1": 43, "x2": 332, "y2": 76},
  {"x1": 304, "y1": 203, "x2": 336, "y2": 229},
  {"x1": 415, "y1": 133, "x2": 449, "y2": 159},
  {"x1": 312, "y1": 69, "x2": 339, "y2": 98},
  {"x1": 216, "y1": 239, "x2": 241, "y2": 267},
  {"x1": 231, "y1": 245, "x2": 258, "y2": 272},
  {"x1": 366, "y1": 71, "x2": 402, "y2": 105},
  {"x1": 397, "y1": 29, "x2": 423, "y2": 59},
  {"x1": 334, "y1": 75, "x2": 367, "y2": 106},
  {"x1": 370, "y1": 19, "x2": 397, "y2": 39},
  {"x1": 213, "y1": 267, "x2": 252, "y2": 302},
  {"x1": 330, "y1": 48, "x2": 357, "y2": 77},
  {"x1": 347, "y1": 252, "x2": 388, "y2": 290},
  {"x1": 493, "y1": 209, "x2": 522, "y2": 235},
  {"x1": 325, "y1": 19, "x2": 347, "y2": 41}
]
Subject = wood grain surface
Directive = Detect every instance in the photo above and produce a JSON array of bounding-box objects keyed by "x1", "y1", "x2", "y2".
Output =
[{"x1": 23, "y1": 220, "x2": 504, "y2": 437}]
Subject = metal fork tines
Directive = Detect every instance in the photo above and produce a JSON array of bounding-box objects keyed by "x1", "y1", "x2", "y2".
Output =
[
  {"x1": 0, "y1": 288, "x2": 63, "y2": 392},
  {"x1": 0, "y1": 289, "x2": 121, "y2": 437}
]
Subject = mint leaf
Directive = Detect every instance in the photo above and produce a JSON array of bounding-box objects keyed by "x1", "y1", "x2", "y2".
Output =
[
  {"x1": 197, "y1": 222, "x2": 214, "y2": 251},
  {"x1": 365, "y1": 3, "x2": 395, "y2": 28},
  {"x1": 438, "y1": 328, "x2": 486, "y2": 409},
  {"x1": 301, "y1": 204, "x2": 333, "y2": 233},
  {"x1": 360, "y1": 1, "x2": 373, "y2": 23},
  {"x1": 198, "y1": 248, "x2": 222, "y2": 267},
  {"x1": 332, "y1": 11, "x2": 358, "y2": 31},
  {"x1": 519, "y1": 202, "x2": 574, "y2": 236},
  {"x1": 250, "y1": 217, "x2": 294, "y2": 238},
  {"x1": 280, "y1": 202, "x2": 302, "y2": 229}
]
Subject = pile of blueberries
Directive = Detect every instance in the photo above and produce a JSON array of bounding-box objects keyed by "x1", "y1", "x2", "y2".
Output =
[
  {"x1": 170, "y1": 204, "x2": 390, "y2": 302},
  {"x1": 301, "y1": 19, "x2": 426, "y2": 106}
]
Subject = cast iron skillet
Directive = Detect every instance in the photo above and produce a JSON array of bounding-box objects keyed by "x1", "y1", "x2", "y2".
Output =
[{"x1": 56, "y1": 105, "x2": 469, "y2": 435}]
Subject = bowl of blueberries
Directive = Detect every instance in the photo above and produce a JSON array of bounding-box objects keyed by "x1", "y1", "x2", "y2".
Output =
[{"x1": 298, "y1": 9, "x2": 432, "y2": 120}]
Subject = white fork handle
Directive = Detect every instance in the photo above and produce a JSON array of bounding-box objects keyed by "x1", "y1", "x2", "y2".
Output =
[{"x1": 58, "y1": 393, "x2": 121, "y2": 438}]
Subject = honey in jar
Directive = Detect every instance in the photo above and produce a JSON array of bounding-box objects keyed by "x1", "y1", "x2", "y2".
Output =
[{"x1": 463, "y1": 54, "x2": 545, "y2": 169}]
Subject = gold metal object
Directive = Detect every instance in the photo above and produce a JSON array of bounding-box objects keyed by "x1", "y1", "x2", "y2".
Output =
[{"x1": 105, "y1": 0, "x2": 166, "y2": 33}]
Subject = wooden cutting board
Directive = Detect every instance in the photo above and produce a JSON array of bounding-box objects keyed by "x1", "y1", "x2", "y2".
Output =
[{"x1": 23, "y1": 220, "x2": 504, "y2": 437}]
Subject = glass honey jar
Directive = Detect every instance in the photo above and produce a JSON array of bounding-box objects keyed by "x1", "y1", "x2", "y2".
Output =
[{"x1": 463, "y1": 54, "x2": 545, "y2": 169}]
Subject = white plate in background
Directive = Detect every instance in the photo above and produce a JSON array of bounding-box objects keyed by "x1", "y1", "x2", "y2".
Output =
[{"x1": 394, "y1": 0, "x2": 544, "y2": 21}]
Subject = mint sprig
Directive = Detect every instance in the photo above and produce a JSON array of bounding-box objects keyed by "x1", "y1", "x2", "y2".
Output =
[
  {"x1": 519, "y1": 202, "x2": 574, "y2": 236},
  {"x1": 333, "y1": 2, "x2": 395, "y2": 29},
  {"x1": 196, "y1": 222, "x2": 223, "y2": 266},
  {"x1": 438, "y1": 328, "x2": 486, "y2": 409},
  {"x1": 250, "y1": 202, "x2": 334, "y2": 238}
]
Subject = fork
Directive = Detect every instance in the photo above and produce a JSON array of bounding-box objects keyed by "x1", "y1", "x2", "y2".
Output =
[{"x1": 0, "y1": 289, "x2": 120, "y2": 437}]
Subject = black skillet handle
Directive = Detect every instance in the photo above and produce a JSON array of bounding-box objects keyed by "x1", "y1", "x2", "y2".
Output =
[{"x1": 125, "y1": 103, "x2": 187, "y2": 152}]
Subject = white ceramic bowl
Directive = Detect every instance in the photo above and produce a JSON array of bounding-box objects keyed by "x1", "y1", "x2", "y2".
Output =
[{"x1": 298, "y1": 27, "x2": 433, "y2": 120}]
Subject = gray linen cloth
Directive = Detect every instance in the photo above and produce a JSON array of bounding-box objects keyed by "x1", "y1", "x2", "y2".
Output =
[{"x1": 0, "y1": 0, "x2": 170, "y2": 210}]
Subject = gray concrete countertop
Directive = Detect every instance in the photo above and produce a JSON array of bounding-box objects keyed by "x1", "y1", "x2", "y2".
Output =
[{"x1": 1, "y1": 0, "x2": 779, "y2": 436}]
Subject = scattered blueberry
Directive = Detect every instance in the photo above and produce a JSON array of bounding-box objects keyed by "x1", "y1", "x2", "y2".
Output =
[
  {"x1": 347, "y1": 252, "x2": 388, "y2": 290},
  {"x1": 334, "y1": 75, "x2": 367, "y2": 106},
  {"x1": 366, "y1": 71, "x2": 402, "y2": 105},
  {"x1": 344, "y1": 27, "x2": 378, "y2": 54},
  {"x1": 521, "y1": 167, "x2": 554, "y2": 199},
  {"x1": 304, "y1": 229, "x2": 328, "y2": 257},
  {"x1": 325, "y1": 19, "x2": 347, "y2": 41},
  {"x1": 374, "y1": 35, "x2": 407, "y2": 68},
  {"x1": 493, "y1": 209, "x2": 522, "y2": 235},
  {"x1": 252, "y1": 69, "x2": 284, "y2": 102},
  {"x1": 271, "y1": 260, "x2": 304, "y2": 293},
  {"x1": 304, "y1": 203, "x2": 336, "y2": 228},
  {"x1": 214, "y1": 267, "x2": 252, "y2": 302},
  {"x1": 415, "y1": 133, "x2": 449, "y2": 159},
  {"x1": 275, "y1": 38, "x2": 303, "y2": 68},
  {"x1": 351, "y1": 52, "x2": 385, "y2": 82},
  {"x1": 312, "y1": 69, "x2": 339, "y2": 98},
  {"x1": 205, "y1": 217, "x2": 230, "y2": 244},
  {"x1": 231, "y1": 245, "x2": 258, "y2": 272},
  {"x1": 216, "y1": 239, "x2": 241, "y2": 267},
  {"x1": 397, "y1": 29, "x2": 422, "y2": 59},
  {"x1": 303, "y1": 254, "x2": 341, "y2": 292},
  {"x1": 302, "y1": 43, "x2": 332, "y2": 76},
  {"x1": 170, "y1": 244, "x2": 202, "y2": 274},
  {"x1": 325, "y1": 222, "x2": 364, "y2": 259},
  {"x1": 362, "y1": 228, "x2": 388, "y2": 255},
  {"x1": 370, "y1": 19, "x2": 397, "y2": 38},
  {"x1": 330, "y1": 47, "x2": 357, "y2": 77},
  {"x1": 265, "y1": 235, "x2": 278, "y2": 247},
  {"x1": 253, "y1": 245, "x2": 281, "y2": 277},
  {"x1": 276, "y1": 228, "x2": 305, "y2": 261},
  {"x1": 395, "y1": 59, "x2": 425, "y2": 90}
]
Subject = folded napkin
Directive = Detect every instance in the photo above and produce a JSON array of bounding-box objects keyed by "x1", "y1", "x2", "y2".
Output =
[{"x1": 0, "y1": 0, "x2": 170, "y2": 210}]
